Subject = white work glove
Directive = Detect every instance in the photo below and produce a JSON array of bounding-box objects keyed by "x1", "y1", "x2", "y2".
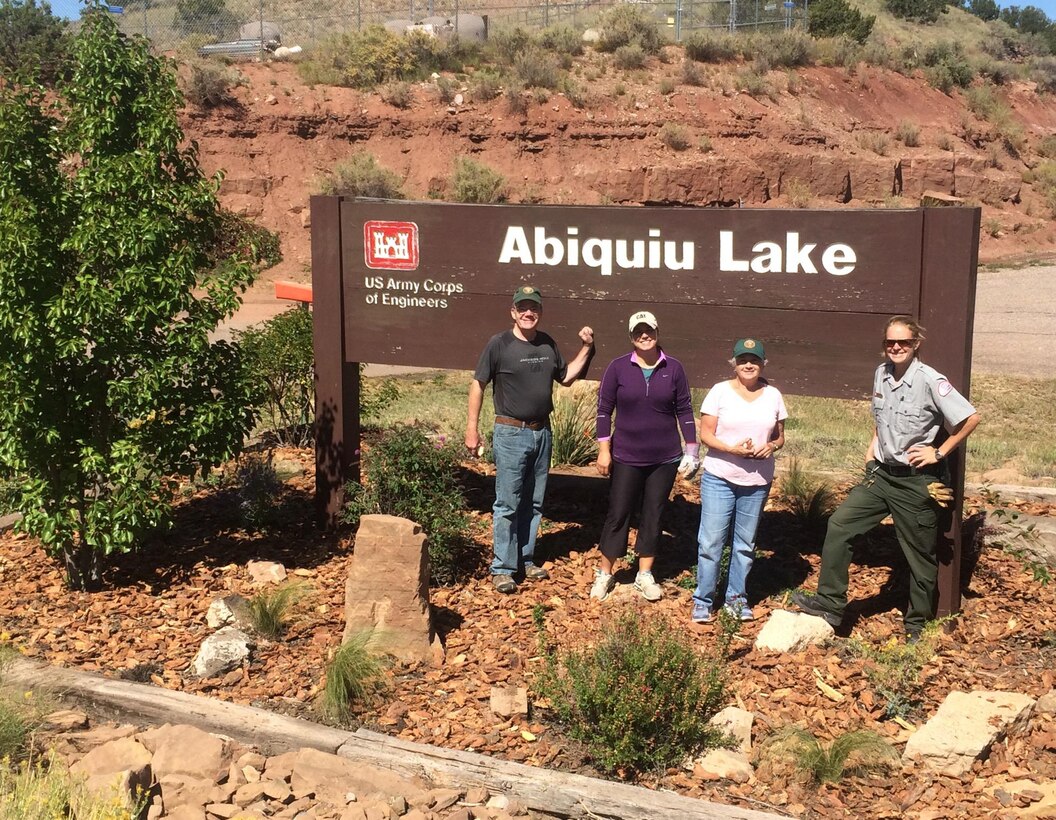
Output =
[{"x1": 677, "y1": 444, "x2": 701, "y2": 479}]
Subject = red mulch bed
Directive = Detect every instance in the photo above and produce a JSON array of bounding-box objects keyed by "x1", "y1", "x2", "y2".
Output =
[{"x1": 1, "y1": 448, "x2": 1055, "y2": 818}]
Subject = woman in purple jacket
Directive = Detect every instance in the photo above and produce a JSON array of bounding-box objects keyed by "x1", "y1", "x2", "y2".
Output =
[{"x1": 590, "y1": 311, "x2": 699, "y2": 602}]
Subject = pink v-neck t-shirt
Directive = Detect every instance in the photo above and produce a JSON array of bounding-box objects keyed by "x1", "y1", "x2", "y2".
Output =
[{"x1": 700, "y1": 380, "x2": 788, "y2": 486}]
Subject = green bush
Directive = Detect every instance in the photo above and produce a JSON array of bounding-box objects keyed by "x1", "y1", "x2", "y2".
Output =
[
  {"x1": 778, "y1": 457, "x2": 835, "y2": 529},
  {"x1": 539, "y1": 610, "x2": 734, "y2": 773},
  {"x1": 341, "y1": 425, "x2": 469, "y2": 584},
  {"x1": 846, "y1": 631, "x2": 938, "y2": 718},
  {"x1": 550, "y1": 387, "x2": 597, "y2": 466},
  {"x1": 757, "y1": 727, "x2": 899, "y2": 783},
  {"x1": 598, "y1": 5, "x2": 663, "y2": 55},
  {"x1": 183, "y1": 58, "x2": 238, "y2": 108},
  {"x1": 758, "y1": 30, "x2": 815, "y2": 67},
  {"x1": 0, "y1": 698, "x2": 28, "y2": 760},
  {"x1": 236, "y1": 308, "x2": 315, "y2": 446},
  {"x1": 613, "y1": 43, "x2": 646, "y2": 70},
  {"x1": 0, "y1": 753, "x2": 146, "y2": 819},
  {"x1": 658, "y1": 121, "x2": 691, "y2": 151},
  {"x1": 234, "y1": 452, "x2": 282, "y2": 529},
  {"x1": 380, "y1": 79, "x2": 414, "y2": 108},
  {"x1": 320, "y1": 631, "x2": 387, "y2": 721},
  {"x1": 317, "y1": 152, "x2": 406, "y2": 199},
  {"x1": 1032, "y1": 55, "x2": 1056, "y2": 92},
  {"x1": 489, "y1": 26, "x2": 536, "y2": 65},
  {"x1": 683, "y1": 30, "x2": 738, "y2": 62},
  {"x1": 681, "y1": 59, "x2": 707, "y2": 86},
  {"x1": 539, "y1": 24, "x2": 584, "y2": 56},
  {"x1": 885, "y1": 0, "x2": 951, "y2": 24},
  {"x1": 298, "y1": 26, "x2": 421, "y2": 89},
  {"x1": 1038, "y1": 134, "x2": 1056, "y2": 157},
  {"x1": 450, "y1": 157, "x2": 507, "y2": 204},
  {"x1": 808, "y1": 0, "x2": 875, "y2": 43},
  {"x1": 0, "y1": 0, "x2": 70, "y2": 86},
  {"x1": 246, "y1": 582, "x2": 306, "y2": 638},
  {"x1": 173, "y1": 0, "x2": 237, "y2": 39},
  {"x1": 470, "y1": 70, "x2": 503, "y2": 101},
  {"x1": 895, "y1": 120, "x2": 921, "y2": 146},
  {"x1": 513, "y1": 45, "x2": 562, "y2": 89},
  {"x1": 210, "y1": 211, "x2": 282, "y2": 272}
]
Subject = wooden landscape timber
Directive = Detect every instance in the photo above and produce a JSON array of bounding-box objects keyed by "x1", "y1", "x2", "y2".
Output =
[{"x1": 4, "y1": 657, "x2": 784, "y2": 820}]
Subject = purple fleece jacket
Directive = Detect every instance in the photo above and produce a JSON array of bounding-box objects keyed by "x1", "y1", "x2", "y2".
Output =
[{"x1": 596, "y1": 350, "x2": 697, "y2": 467}]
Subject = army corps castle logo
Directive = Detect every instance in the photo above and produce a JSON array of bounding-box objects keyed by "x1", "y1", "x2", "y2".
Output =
[{"x1": 364, "y1": 221, "x2": 419, "y2": 271}]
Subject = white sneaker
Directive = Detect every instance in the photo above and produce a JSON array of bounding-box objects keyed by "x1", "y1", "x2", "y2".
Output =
[
  {"x1": 590, "y1": 569, "x2": 614, "y2": 600},
  {"x1": 634, "y1": 570, "x2": 663, "y2": 602}
]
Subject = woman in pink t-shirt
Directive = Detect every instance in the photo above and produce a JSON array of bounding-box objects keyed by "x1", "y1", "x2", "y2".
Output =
[{"x1": 692, "y1": 338, "x2": 787, "y2": 624}]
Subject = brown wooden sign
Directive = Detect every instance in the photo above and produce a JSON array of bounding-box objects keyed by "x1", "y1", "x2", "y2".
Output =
[{"x1": 312, "y1": 196, "x2": 980, "y2": 615}]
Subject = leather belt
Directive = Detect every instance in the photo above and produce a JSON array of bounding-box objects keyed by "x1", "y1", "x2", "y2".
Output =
[
  {"x1": 495, "y1": 416, "x2": 547, "y2": 430},
  {"x1": 877, "y1": 461, "x2": 939, "y2": 478}
]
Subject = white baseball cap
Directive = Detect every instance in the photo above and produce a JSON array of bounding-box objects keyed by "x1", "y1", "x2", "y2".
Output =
[{"x1": 628, "y1": 311, "x2": 658, "y2": 332}]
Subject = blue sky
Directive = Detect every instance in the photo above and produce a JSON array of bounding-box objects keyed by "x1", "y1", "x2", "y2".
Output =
[{"x1": 44, "y1": 0, "x2": 1056, "y2": 22}]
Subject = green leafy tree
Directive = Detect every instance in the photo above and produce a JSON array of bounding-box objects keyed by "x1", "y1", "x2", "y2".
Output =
[
  {"x1": 172, "y1": 0, "x2": 238, "y2": 39},
  {"x1": 968, "y1": 0, "x2": 1000, "y2": 21},
  {"x1": 0, "y1": 8, "x2": 258, "y2": 589},
  {"x1": 0, "y1": 0, "x2": 71, "y2": 85},
  {"x1": 885, "y1": 0, "x2": 953, "y2": 23},
  {"x1": 808, "y1": 0, "x2": 875, "y2": 43}
]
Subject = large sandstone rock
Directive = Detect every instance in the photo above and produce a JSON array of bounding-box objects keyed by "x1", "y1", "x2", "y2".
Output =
[
  {"x1": 290, "y1": 747, "x2": 427, "y2": 807},
  {"x1": 138, "y1": 724, "x2": 232, "y2": 782},
  {"x1": 754, "y1": 609, "x2": 834, "y2": 653},
  {"x1": 708, "y1": 706, "x2": 753, "y2": 754},
  {"x1": 343, "y1": 515, "x2": 443, "y2": 665},
  {"x1": 902, "y1": 690, "x2": 1036, "y2": 776},
  {"x1": 69, "y1": 736, "x2": 153, "y2": 808}
]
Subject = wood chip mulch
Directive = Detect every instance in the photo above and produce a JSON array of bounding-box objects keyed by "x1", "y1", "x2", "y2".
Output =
[{"x1": 1, "y1": 448, "x2": 1055, "y2": 819}]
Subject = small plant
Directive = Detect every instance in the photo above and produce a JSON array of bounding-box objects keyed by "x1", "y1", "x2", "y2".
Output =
[
  {"x1": 857, "y1": 131, "x2": 889, "y2": 156},
  {"x1": 0, "y1": 753, "x2": 146, "y2": 819},
  {"x1": 550, "y1": 385, "x2": 598, "y2": 467},
  {"x1": 613, "y1": 43, "x2": 646, "y2": 70},
  {"x1": 316, "y1": 152, "x2": 405, "y2": 199},
  {"x1": 846, "y1": 632, "x2": 937, "y2": 719},
  {"x1": 470, "y1": 70, "x2": 503, "y2": 101},
  {"x1": 505, "y1": 83, "x2": 529, "y2": 115},
  {"x1": 757, "y1": 727, "x2": 899, "y2": 784},
  {"x1": 681, "y1": 59, "x2": 706, "y2": 86},
  {"x1": 1038, "y1": 134, "x2": 1056, "y2": 158},
  {"x1": 984, "y1": 217, "x2": 1002, "y2": 237},
  {"x1": 435, "y1": 75, "x2": 458, "y2": 103},
  {"x1": 779, "y1": 458, "x2": 835, "y2": 529},
  {"x1": 450, "y1": 157, "x2": 507, "y2": 204},
  {"x1": 560, "y1": 75, "x2": 589, "y2": 109},
  {"x1": 785, "y1": 177, "x2": 812, "y2": 209},
  {"x1": 658, "y1": 122, "x2": 691, "y2": 151},
  {"x1": 234, "y1": 452, "x2": 282, "y2": 529},
  {"x1": 320, "y1": 631, "x2": 388, "y2": 721},
  {"x1": 246, "y1": 582, "x2": 306, "y2": 639},
  {"x1": 183, "y1": 59, "x2": 238, "y2": 108},
  {"x1": 936, "y1": 132, "x2": 954, "y2": 151},
  {"x1": 761, "y1": 30, "x2": 814, "y2": 68},
  {"x1": 613, "y1": 82, "x2": 627, "y2": 97},
  {"x1": 380, "y1": 80, "x2": 414, "y2": 108},
  {"x1": 895, "y1": 120, "x2": 920, "y2": 147},
  {"x1": 513, "y1": 45, "x2": 561, "y2": 89},
  {"x1": 539, "y1": 24, "x2": 584, "y2": 57},
  {"x1": 659, "y1": 77, "x2": 676, "y2": 95},
  {"x1": 538, "y1": 610, "x2": 734, "y2": 773},
  {"x1": 597, "y1": 5, "x2": 662, "y2": 55},
  {"x1": 699, "y1": 135, "x2": 714, "y2": 153},
  {"x1": 341, "y1": 425, "x2": 469, "y2": 584},
  {"x1": 808, "y1": 0, "x2": 875, "y2": 43},
  {"x1": 0, "y1": 698, "x2": 28, "y2": 761},
  {"x1": 736, "y1": 69, "x2": 773, "y2": 100},
  {"x1": 683, "y1": 31, "x2": 738, "y2": 63}
]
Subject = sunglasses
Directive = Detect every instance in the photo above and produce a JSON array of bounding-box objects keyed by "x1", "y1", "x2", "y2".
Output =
[{"x1": 884, "y1": 338, "x2": 917, "y2": 349}]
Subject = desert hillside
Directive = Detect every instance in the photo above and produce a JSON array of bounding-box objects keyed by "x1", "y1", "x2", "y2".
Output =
[{"x1": 182, "y1": 52, "x2": 1056, "y2": 285}]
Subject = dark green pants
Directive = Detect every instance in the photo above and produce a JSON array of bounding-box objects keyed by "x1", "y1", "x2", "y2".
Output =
[{"x1": 816, "y1": 463, "x2": 941, "y2": 633}]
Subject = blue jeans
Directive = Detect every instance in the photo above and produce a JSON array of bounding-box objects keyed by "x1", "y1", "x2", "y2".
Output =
[
  {"x1": 491, "y1": 424, "x2": 552, "y2": 575},
  {"x1": 693, "y1": 471, "x2": 770, "y2": 611}
]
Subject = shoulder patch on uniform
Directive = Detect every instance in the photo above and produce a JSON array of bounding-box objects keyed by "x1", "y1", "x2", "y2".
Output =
[{"x1": 937, "y1": 379, "x2": 953, "y2": 397}]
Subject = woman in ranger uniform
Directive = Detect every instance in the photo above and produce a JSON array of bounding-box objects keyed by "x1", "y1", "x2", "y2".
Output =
[{"x1": 791, "y1": 315, "x2": 980, "y2": 642}]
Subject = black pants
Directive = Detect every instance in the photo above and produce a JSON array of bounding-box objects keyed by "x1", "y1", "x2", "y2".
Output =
[{"x1": 598, "y1": 460, "x2": 679, "y2": 560}]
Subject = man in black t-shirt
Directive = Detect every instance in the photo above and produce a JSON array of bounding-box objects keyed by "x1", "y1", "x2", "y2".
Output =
[{"x1": 466, "y1": 286, "x2": 595, "y2": 593}]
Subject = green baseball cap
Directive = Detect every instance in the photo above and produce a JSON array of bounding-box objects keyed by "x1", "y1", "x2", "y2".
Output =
[
  {"x1": 733, "y1": 338, "x2": 765, "y2": 359},
  {"x1": 512, "y1": 285, "x2": 542, "y2": 305}
]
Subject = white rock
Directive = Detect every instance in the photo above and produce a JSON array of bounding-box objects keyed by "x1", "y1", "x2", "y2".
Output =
[
  {"x1": 692, "y1": 748, "x2": 753, "y2": 783},
  {"x1": 247, "y1": 560, "x2": 286, "y2": 584},
  {"x1": 754, "y1": 609, "x2": 833, "y2": 653},
  {"x1": 708, "y1": 706, "x2": 753, "y2": 754},
  {"x1": 190, "y1": 627, "x2": 254, "y2": 678}
]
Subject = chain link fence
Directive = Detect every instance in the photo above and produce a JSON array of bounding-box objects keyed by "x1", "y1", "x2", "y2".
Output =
[{"x1": 110, "y1": 0, "x2": 808, "y2": 53}]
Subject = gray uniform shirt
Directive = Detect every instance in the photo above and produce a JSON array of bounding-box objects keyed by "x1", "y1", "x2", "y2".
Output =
[
  {"x1": 473, "y1": 330, "x2": 568, "y2": 423},
  {"x1": 871, "y1": 358, "x2": 976, "y2": 465}
]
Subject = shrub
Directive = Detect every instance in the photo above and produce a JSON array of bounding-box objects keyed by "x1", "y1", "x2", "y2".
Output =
[
  {"x1": 539, "y1": 24, "x2": 584, "y2": 56},
  {"x1": 808, "y1": 0, "x2": 875, "y2": 43},
  {"x1": 320, "y1": 631, "x2": 388, "y2": 721},
  {"x1": 895, "y1": 120, "x2": 921, "y2": 146},
  {"x1": 173, "y1": 0, "x2": 237, "y2": 39},
  {"x1": 488, "y1": 26, "x2": 536, "y2": 65},
  {"x1": 538, "y1": 610, "x2": 735, "y2": 773},
  {"x1": 235, "y1": 308, "x2": 315, "y2": 446},
  {"x1": 658, "y1": 122, "x2": 691, "y2": 151},
  {"x1": 246, "y1": 582, "x2": 306, "y2": 638},
  {"x1": 936, "y1": 132, "x2": 954, "y2": 151},
  {"x1": 1032, "y1": 55, "x2": 1056, "y2": 92},
  {"x1": 846, "y1": 632, "x2": 938, "y2": 718},
  {"x1": 761, "y1": 30, "x2": 814, "y2": 67},
  {"x1": 815, "y1": 35, "x2": 861, "y2": 67},
  {"x1": 513, "y1": 45, "x2": 561, "y2": 89},
  {"x1": 317, "y1": 152, "x2": 406, "y2": 199},
  {"x1": 434, "y1": 75, "x2": 458, "y2": 103},
  {"x1": 885, "y1": 0, "x2": 950, "y2": 24},
  {"x1": 785, "y1": 177, "x2": 812, "y2": 208},
  {"x1": 0, "y1": 698, "x2": 28, "y2": 760},
  {"x1": 1039, "y1": 134, "x2": 1056, "y2": 157},
  {"x1": 341, "y1": 425, "x2": 469, "y2": 584},
  {"x1": 736, "y1": 69, "x2": 773, "y2": 99},
  {"x1": 234, "y1": 452, "x2": 282, "y2": 529},
  {"x1": 506, "y1": 83, "x2": 530, "y2": 114},
  {"x1": 598, "y1": 5, "x2": 663, "y2": 55},
  {"x1": 699, "y1": 135, "x2": 714, "y2": 152},
  {"x1": 681, "y1": 59, "x2": 706, "y2": 86},
  {"x1": 0, "y1": 0, "x2": 71, "y2": 86},
  {"x1": 857, "y1": 130, "x2": 889, "y2": 155},
  {"x1": 683, "y1": 30, "x2": 738, "y2": 63},
  {"x1": 550, "y1": 386, "x2": 598, "y2": 466},
  {"x1": 210, "y1": 210, "x2": 282, "y2": 272},
  {"x1": 183, "y1": 58, "x2": 238, "y2": 108},
  {"x1": 0, "y1": 753, "x2": 146, "y2": 819},
  {"x1": 779, "y1": 458, "x2": 835, "y2": 528},
  {"x1": 613, "y1": 43, "x2": 646, "y2": 70},
  {"x1": 560, "y1": 75, "x2": 590, "y2": 108},
  {"x1": 757, "y1": 727, "x2": 899, "y2": 783},
  {"x1": 298, "y1": 26, "x2": 420, "y2": 89},
  {"x1": 470, "y1": 70, "x2": 503, "y2": 101},
  {"x1": 380, "y1": 80, "x2": 414, "y2": 108},
  {"x1": 450, "y1": 157, "x2": 507, "y2": 204},
  {"x1": 659, "y1": 77, "x2": 676, "y2": 95}
]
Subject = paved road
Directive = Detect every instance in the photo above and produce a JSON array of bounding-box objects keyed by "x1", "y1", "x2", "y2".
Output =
[{"x1": 220, "y1": 267, "x2": 1056, "y2": 379}]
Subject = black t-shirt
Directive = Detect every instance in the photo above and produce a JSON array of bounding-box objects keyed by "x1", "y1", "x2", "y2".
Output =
[{"x1": 473, "y1": 330, "x2": 568, "y2": 422}]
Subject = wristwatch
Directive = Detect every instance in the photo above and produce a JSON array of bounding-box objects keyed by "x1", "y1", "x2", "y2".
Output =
[{"x1": 934, "y1": 447, "x2": 946, "y2": 461}]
